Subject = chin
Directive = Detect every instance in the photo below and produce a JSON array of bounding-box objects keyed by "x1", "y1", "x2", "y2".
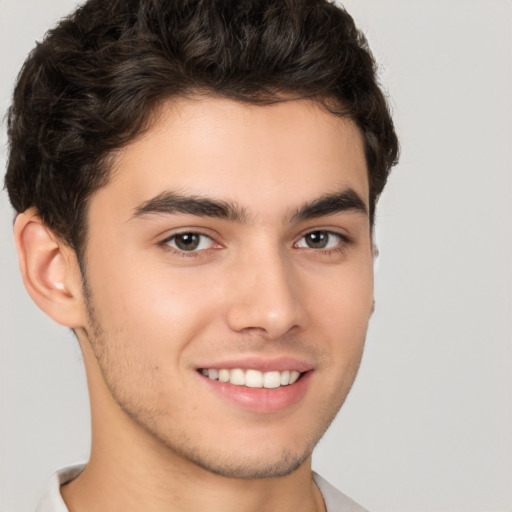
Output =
[{"x1": 178, "y1": 444, "x2": 312, "y2": 479}]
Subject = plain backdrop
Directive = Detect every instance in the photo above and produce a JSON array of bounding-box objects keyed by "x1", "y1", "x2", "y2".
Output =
[{"x1": 1, "y1": 1, "x2": 511, "y2": 511}]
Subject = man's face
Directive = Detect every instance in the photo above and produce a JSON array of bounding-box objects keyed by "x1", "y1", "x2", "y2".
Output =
[{"x1": 79, "y1": 97, "x2": 374, "y2": 478}]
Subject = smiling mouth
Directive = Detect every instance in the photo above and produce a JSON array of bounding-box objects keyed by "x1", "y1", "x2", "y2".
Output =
[{"x1": 198, "y1": 368, "x2": 303, "y2": 389}]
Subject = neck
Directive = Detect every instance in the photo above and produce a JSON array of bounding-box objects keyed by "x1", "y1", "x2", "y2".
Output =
[
  {"x1": 62, "y1": 451, "x2": 324, "y2": 512},
  {"x1": 61, "y1": 339, "x2": 325, "y2": 512}
]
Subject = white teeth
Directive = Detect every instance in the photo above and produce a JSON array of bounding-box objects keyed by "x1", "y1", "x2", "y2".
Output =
[
  {"x1": 200, "y1": 368, "x2": 303, "y2": 388},
  {"x1": 230, "y1": 368, "x2": 245, "y2": 386},
  {"x1": 218, "y1": 369, "x2": 230, "y2": 383},
  {"x1": 245, "y1": 369, "x2": 263, "y2": 388},
  {"x1": 263, "y1": 371, "x2": 281, "y2": 389},
  {"x1": 289, "y1": 370, "x2": 300, "y2": 384}
]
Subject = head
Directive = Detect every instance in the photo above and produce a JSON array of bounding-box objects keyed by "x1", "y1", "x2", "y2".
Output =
[
  {"x1": 6, "y1": 0, "x2": 398, "y2": 480},
  {"x1": 5, "y1": 0, "x2": 398, "y2": 261}
]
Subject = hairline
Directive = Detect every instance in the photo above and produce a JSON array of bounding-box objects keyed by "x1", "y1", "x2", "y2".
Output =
[{"x1": 66, "y1": 91, "x2": 374, "y2": 269}]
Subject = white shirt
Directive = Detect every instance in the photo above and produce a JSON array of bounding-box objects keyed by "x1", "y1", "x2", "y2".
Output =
[{"x1": 35, "y1": 464, "x2": 369, "y2": 512}]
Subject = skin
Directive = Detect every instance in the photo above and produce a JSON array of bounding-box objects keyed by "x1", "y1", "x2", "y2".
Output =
[{"x1": 16, "y1": 97, "x2": 374, "y2": 512}]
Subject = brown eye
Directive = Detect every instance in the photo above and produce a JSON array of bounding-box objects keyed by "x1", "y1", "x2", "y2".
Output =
[
  {"x1": 165, "y1": 233, "x2": 213, "y2": 252},
  {"x1": 296, "y1": 230, "x2": 343, "y2": 250},
  {"x1": 305, "y1": 231, "x2": 328, "y2": 248}
]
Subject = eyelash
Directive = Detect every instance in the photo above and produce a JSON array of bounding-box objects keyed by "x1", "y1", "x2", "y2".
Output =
[
  {"x1": 160, "y1": 231, "x2": 219, "y2": 258},
  {"x1": 293, "y1": 230, "x2": 351, "y2": 255},
  {"x1": 159, "y1": 229, "x2": 351, "y2": 258}
]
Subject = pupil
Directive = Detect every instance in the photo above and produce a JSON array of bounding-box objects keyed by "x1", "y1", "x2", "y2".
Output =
[
  {"x1": 175, "y1": 233, "x2": 200, "y2": 251},
  {"x1": 306, "y1": 231, "x2": 328, "y2": 249}
]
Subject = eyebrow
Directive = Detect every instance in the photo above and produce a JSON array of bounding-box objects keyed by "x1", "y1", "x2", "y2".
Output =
[
  {"x1": 131, "y1": 187, "x2": 367, "y2": 224},
  {"x1": 289, "y1": 188, "x2": 368, "y2": 223},
  {"x1": 132, "y1": 191, "x2": 247, "y2": 222}
]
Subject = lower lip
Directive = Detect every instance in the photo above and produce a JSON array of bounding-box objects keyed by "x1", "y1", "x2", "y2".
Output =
[{"x1": 198, "y1": 371, "x2": 313, "y2": 413}]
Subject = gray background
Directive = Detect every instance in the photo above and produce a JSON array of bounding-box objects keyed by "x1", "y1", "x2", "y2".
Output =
[{"x1": 1, "y1": 1, "x2": 511, "y2": 511}]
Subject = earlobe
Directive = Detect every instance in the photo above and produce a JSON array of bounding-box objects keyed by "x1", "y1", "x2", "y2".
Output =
[{"x1": 13, "y1": 210, "x2": 87, "y2": 328}]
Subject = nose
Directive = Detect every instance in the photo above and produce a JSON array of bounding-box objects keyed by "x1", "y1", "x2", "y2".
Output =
[{"x1": 225, "y1": 245, "x2": 306, "y2": 340}]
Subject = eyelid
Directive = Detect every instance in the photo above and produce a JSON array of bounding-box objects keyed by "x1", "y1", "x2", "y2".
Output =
[
  {"x1": 293, "y1": 228, "x2": 351, "y2": 251},
  {"x1": 157, "y1": 226, "x2": 351, "y2": 257},
  {"x1": 158, "y1": 225, "x2": 218, "y2": 243},
  {"x1": 295, "y1": 226, "x2": 350, "y2": 240},
  {"x1": 168, "y1": 233, "x2": 213, "y2": 250},
  {"x1": 159, "y1": 229, "x2": 223, "y2": 255}
]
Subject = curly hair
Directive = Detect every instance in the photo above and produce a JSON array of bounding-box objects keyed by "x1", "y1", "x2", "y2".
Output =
[{"x1": 5, "y1": 0, "x2": 399, "y2": 258}]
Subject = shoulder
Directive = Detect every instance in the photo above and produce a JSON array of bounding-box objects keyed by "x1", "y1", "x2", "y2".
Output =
[
  {"x1": 35, "y1": 466, "x2": 367, "y2": 512},
  {"x1": 35, "y1": 464, "x2": 85, "y2": 512},
  {"x1": 313, "y1": 472, "x2": 369, "y2": 512}
]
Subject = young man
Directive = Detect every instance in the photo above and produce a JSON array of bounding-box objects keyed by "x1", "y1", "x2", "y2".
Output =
[{"x1": 5, "y1": 0, "x2": 398, "y2": 511}]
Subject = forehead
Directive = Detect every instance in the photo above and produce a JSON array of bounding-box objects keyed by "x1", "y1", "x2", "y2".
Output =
[{"x1": 92, "y1": 96, "x2": 369, "y2": 222}]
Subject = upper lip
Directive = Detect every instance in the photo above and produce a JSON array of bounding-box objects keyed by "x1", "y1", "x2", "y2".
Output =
[{"x1": 195, "y1": 356, "x2": 315, "y2": 373}]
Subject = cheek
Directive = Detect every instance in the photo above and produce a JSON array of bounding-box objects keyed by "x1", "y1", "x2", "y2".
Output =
[
  {"x1": 309, "y1": 261, "x2": 374, "y2": 328},
  {"x1": 84, "y1": 249, "x2": 222, "y2": 359},
  {"x1": 307, "y1": 262, "x2": 373, "y2": 380}
]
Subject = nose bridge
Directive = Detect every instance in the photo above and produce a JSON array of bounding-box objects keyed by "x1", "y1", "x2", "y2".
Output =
[{"x1": 225, "y1": 239, "x2": 304, "y2": 338}]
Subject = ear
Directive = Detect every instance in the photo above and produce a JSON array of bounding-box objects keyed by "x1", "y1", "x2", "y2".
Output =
[{"x1": 13, "y1": 209, "x2": 87, "y2": 328}]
